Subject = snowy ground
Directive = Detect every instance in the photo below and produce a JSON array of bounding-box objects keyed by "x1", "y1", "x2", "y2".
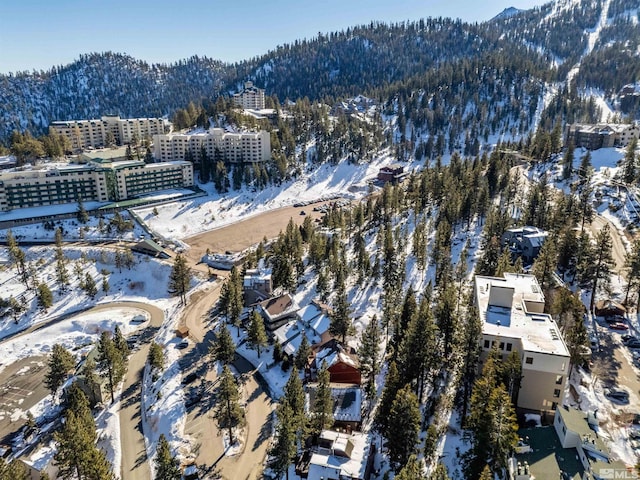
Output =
[{"x1": 134, "y1": 151, "x2": 416, "y2": 242}]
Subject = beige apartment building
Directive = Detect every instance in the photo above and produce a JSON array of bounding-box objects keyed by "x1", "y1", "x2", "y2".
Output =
[
  {"x1": 153, "y1": 128, "x2": 271, "y2": 163},
  {"x1": 232, "y1": 81, "x2": 265, "y2": 110},
  {"x1": 50, "y1": 115, "x2": 170, "y2": 151},
  {"x1": 0, "y1": 159, "x2": 193, "y2": 211},
  {"x1": 565, "y1": 122, "x2": 640, "y2": 150},
  {"x1": 475, "y1": 273, "x2": 570, "y2": 414}
]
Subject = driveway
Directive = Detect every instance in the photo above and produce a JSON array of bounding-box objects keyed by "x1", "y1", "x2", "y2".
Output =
[{"x1": 180, "y1": 282, "x2": 274, "y2": 479}]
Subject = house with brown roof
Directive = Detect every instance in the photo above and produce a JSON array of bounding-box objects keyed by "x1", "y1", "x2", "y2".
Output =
[{"x1": 257, "y1": 293, "x2": 300, "y2": 331}]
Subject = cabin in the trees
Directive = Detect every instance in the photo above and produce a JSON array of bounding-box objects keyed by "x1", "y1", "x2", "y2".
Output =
[
  {"x1": 300, "y1": 430, "x2": 375, "y2": 480},
  {"x1": 501, "y1": 226, "x2": 548, "y2": 264},
  {"x1": 377, "y1": 164, "x2": 406, "y2": 184},
  {"x1": 311, "y1": 339, "x2": 361, "y2": 385},
  {"x1": 257, "y1": 293, "x2": 300, "y2": 331}
]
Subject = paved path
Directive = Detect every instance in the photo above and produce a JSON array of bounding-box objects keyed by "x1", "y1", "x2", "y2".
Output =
[
  {"x1": 114, "y1": 302, "x2": 164, "y2": 480},
  {"x1": 180, "y1": 282, "x2": 274, "y2": 479}
]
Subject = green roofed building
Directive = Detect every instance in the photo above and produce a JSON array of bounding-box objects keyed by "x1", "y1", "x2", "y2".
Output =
[{"x1": 0, "y1": 156, "x2": 193, "y2": 212}]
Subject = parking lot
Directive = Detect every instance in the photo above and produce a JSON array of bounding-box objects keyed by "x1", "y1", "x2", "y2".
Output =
[{"x1": 0, "y1": 356, "x2": 49, "y2": 443}]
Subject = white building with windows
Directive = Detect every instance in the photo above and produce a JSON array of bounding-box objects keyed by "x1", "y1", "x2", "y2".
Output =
[
  {"x1": 50, "y1": 115, "x2": 170, "y2": 151},
  {"x1": 232, "y1": 81, "x2": 265, "y2": 110},
  {"x1": 475, "y1": 273, "x2": 571, "y2": 413},
  {"x1": 153, "y1": 128, "x2": 271, "y2": 163}
]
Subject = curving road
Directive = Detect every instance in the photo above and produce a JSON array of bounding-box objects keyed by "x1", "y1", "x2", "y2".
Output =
[
  {"x1": 110, "y1": 302, "x2": 164, "y2": 480},
  {"x1": 180, "y1": 282, "x2": 274, "y2": 480}
]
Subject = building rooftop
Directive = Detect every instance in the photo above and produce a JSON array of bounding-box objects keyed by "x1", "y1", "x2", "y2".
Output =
[
  {"x1": 516, "y1": 427, "x2": 584, "y2": 480},
  {"x1": 307, "y1": 430, "x2": 370, "y2": 480},
  {"x1": 475, "y1": 273, "x2": 570, "y2": 356},
  {"x1": 260, "y1": 294, "x2": 299, "y2": 318}
]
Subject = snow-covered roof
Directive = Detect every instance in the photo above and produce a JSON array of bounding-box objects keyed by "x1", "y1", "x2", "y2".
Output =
[
  {"x1": 331, "y1": 386, "x2": 362, "y2": 422},
  {"x1": 299, "y1": 303, "x2": 330, "y2": 337},
  {"x1": 272, "y1": 320, "x2": 306, "y2": 356},
  {"x1": 475, "y1": 273, "x2": 570, "y2": 356},
  {"x1": 259, "y1": 294, "x2": 300, "y2": 321},
  {"x1": 308, "y1": 430, "x2": 371, "y2": 480}
]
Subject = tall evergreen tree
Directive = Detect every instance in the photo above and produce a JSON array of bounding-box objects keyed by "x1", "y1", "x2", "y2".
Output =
[
  {"x1": 435, "y1": 281, "x2": 458, "y2": 357},
  {"x1": 622, "y1": 138, "x2": 638, "y2": 184},
  {"x1": 375, "y1": 361, "x2": 401, "y2": 440},
  {"x1": 282, "y1": 367, "x2": 306, "y2": 437},
  {"x1": 154, "y1": 434, "x2": 181, "y2": 480},
  {"x1": 586, "y1": 224, "x2": 615, "y2": 312},
  {"x1": 624, "y1": 239, "x2": 640, "y2": 304},
  {"x1": 386, "y1": 384, "x2": 421, "y2": 471},
  {"x1": 214, "y1": 365, "x2": 244, "y2": 444},
  {"x1": 358, "y1": 315, "x2": 382, "y2": 400},
  {"x1": 311, "y1": 362, "x2": 334, "y2": 435},
  {"x1": 329, "y1": 284, "x2": 354, "y2": 343},
  {"x1": 294, "y1": 333, "x2": 311, "y2": 371},
  {"x1": 247, "y1": 310, "x2": 268, "y2": 358},
  {"x1": 37, "y1": 282, "x2": 53, "y2": 310},
  {"x1": 269, "y1": 403, "x2": 296, "y2": 480},
  {"x1": 532, "y1": 237, "x2": 559, "y2": 291},
  {"x1": 168, "y1": 254, "x2": 190, "y2": 304},
  {"x1": 83, "y1": 272, "x2": 98, "y2": 299},
  {"x1": 210, "y1": 323, "x2": 236, "y2": 365},
  {"x1": 395, "y1": 455, "x2": 424, "y2": 480},
  {"x1": 44, "y1": 343, "x2": 75, "y2": 397},
  {"x1": 97, "y1": 331, "x2": 126, "y2": 403}
]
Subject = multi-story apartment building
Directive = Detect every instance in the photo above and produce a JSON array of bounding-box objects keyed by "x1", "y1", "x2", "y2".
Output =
[
  {"x1": 153, "y1": 128, "x2": 271, "y2": 163},
  {"x1": 565, "y1": 123, "x2": 640, "y2": 150},
  {"x1": 232, "y1": 81, "x2": 265, "y2": 110},
  {"x1": 50, "y1": 115, "x2": 170, "y2": 151},
  {"x1": 475, "y1": 273, "x2": 570, "y2": 414},
  {"x1": 0, "y1": 159, "x2": 193, "y2": 212}
]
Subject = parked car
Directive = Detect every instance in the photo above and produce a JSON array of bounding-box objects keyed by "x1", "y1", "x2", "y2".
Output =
[
  {"x1": 609, "y1": 322, "x2": 629, "y2": 331},
  {"x1": 176, "y1": 339, "x2": 190, "y2": 350},
  {"x1": 621, "y1": 334, "x2": 636, "y2": 344},
  {"x1": 605, "y1": 387, "x2": 630, "y2": 403},
  {"x1": 181, "y1": 372, "x2": 197, "y2": 385},
  {"x1": 630, "y1": 438, "x2": 640, "y2": 450},
  {"x1": 629, "y1": 429, "x2": 640, "y2": 440}
]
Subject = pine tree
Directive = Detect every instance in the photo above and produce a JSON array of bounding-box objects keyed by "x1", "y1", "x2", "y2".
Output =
[
  {"x1": 311, "y1": 362, "x2": 334, "y2": 435},
  {"x1": 486, "y1": 384, "x2": 519, "y2": 477},
  {"x1": 294, "y1": 333, "x2": 311, "y2": 370},
  {"x1": 395, "y1": 455, "x2": 424, "y2": 480},
  {"x1": 435, "y1": 281, "x2": 458, "y2": 357},
  {"x1": 478, "y1": 465, "x2": 492, "y2": 480},
  {"x1": 77, "y1": 197, "x2": 89, "y2": 224},
  {"x1": 624, "y1": 239, "x2": 640, "y2": 304},
  {"x1": 148, "y1": 342, "x2": 164, "y2": 370},
  {"x1": 586, "y1": 224, "x2": 615, "y2": 312},
  {"x1": 0, "y1": 458, "x2": 29, "y2": 480},
  {"x1": 532, "y1": 237, "x2": 559, "y2": 291},
  {"x1": 154, "y1": 434, "x2": 181, "y2": 480},
  {"x1": 358, "y1": 315, "x2": 382, "y2": 400},
  {"x1": 97, "y1": 331, "x2": 126, "y2": 403},
  {"x1": 329, "y1": 284, "x2": 353, "y2": 343},
  {"x1": 168, "y1": 254, "x2": 190, "y2": 304},
  {"x1": 226, "y1": 266, "x2": 243, "y2": 334},
  {"x1": 36, "y1": 282, "x2": 53, "y2": 310},
  {"x1": 210, "y1": 323, "x2": 235, "y2": 365},
  {"x1": 81, "y1": 357, "x2": 100, "y2": 406},
  {"x1": 386, "y1": 384, "x2": 421, "y2": 471},
  {"x1": 83, "y1": 272, "x2": 98, "y2": 299},
  {"x1": 214, "y1": 365, "x2": 244, "y2": 444},
  {"x1": 113, "y1": 325, "x2": 130, "y2": 359},
  {"x1": 44, "y1": 344, "x2": 75, "y2": 397},
  {"x1": 431, "y1": 463, "x2": 452, "y2": 480},
  {"x1": 476, "y1": 236, "x2": 501, "y2": 276},
  {"x1": 282, "y1": 367, "x2": 306, "y2": 436},
  {"x1": 622, "y1": 138, "x2": 638, "y2": 184},
  {"x1": 247, "y1": 310, "x2": 268, "y2": 358},
  {"x1": 269, "y1": 403, "x2": 296, "y2": 480},
  {"x1": 375, "y1": 361, "x2": 401, "y2": 439},
  {"x1": 562, "y1": 139, "x2": 574, "y2": 180}
]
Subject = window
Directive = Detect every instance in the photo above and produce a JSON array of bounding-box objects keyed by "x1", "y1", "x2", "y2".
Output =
[
  {"x1": 525, "y1": 357, "x2": 533, "y2": 365},
  {"x1": 552, "y1": 402, "x2": 558, "y2": 410},
  {"x1": 506, "y1": 343, "x2": 512, "y2": 352},
  {"x1": 499, "y1": 342, "x2": 505, "y2": 350},
  {"x1": 556, "y1": 375, "x2": 563, "y2": 385},
  {"x1": 553, "y1": 389, "x2": 561, "y2": 398},
  {"x1": 483, "y1": 339, "x2": 490, "y2": 349}
]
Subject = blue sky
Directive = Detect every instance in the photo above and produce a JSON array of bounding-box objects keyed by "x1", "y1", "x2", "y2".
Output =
[{"x1": 0, "y1": 0, "x2": 546, "y2": 74}]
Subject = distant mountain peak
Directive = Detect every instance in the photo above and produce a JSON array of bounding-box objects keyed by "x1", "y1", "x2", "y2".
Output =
[{"x1": 492, "y1": 6, "x2": 523, "y2": 21}]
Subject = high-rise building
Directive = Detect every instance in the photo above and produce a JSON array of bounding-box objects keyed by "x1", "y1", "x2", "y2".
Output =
[
  {"x1": 232, "y1": 81, "x2": 265, "y2": 110},
  {"x1": 50, "y1": 115, "x2": 170, "y2": 151},
  {"x1": 153, "y1": 128, "x2": 271, "y2": 163}
]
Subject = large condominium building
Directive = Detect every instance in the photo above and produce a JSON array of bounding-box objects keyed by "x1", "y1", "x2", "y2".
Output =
[
  {"x1": 153, "y1": 128, "x2": 271, "y2": 163},
  {"x1": 475, "y1": 273, "x2": 570, "y2": 414},
  {"x1": 50, "y1": 115, "x2": 170, "y2": 151},
  {"x1": 232, "y1": 81, "x2": 265, "y2": 110},
  {"x1": 565, "y1": 123, "x2": 640, "y2": 150},
  {"x1": 0, "y1": 159, "x2": 193, "y2": 212}
]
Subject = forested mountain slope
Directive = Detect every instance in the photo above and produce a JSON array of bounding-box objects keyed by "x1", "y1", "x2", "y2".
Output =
[{"x1": 0, "y1": 0, "x2": 638, "y2": 144}]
